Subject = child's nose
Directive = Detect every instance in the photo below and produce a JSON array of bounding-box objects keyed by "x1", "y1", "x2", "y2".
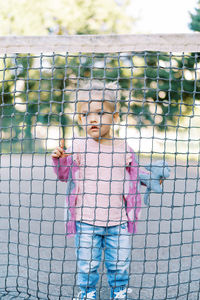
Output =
[{"x1": 89, "y1": 113, "x2": 98, "y2": 123}]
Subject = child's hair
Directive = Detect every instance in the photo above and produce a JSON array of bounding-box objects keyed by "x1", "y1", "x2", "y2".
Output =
[{"x1": 76, "y1": 80, "x2": 120, "y2": 114}]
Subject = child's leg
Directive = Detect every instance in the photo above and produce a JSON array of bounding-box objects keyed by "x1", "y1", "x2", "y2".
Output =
[
  {"x1": 103, "y1": 223, "x2": 131, "y2": 299},
  {"x1": 75, "y1": 222, "x2": 102, "y2": 296}
]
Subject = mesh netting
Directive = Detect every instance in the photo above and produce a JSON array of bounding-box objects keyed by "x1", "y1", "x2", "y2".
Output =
[{"x1": 0, "y1": 45, "x2": 200, "y2": 300}]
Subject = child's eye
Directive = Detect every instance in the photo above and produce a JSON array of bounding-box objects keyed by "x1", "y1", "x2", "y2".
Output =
[
  {"x1": 82, "y1": 112, "x2": 88, "y2": 117},
  {"x1": 98, "y1": 111, "x2": 104, "y2": 116}
]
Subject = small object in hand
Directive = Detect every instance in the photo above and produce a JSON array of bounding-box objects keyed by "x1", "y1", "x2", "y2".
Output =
[{"x1": 139, "y1": 160, "x2": 171, "y2": 205}]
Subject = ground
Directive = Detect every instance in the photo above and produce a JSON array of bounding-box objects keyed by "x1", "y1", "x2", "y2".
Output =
[{"x1": 0, "y1": 154, "x2": 200, "y2": 299}]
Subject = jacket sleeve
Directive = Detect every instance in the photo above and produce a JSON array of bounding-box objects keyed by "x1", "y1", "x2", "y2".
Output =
[
  {"x1": 128, "y1": 147, "x2": 149, "y2": 184},
  {"x1": 52, "y1": 149, "x2": 73, "y2": 182}
]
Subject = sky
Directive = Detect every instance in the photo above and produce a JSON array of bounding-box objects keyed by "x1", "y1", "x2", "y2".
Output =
[{"x1": 130, "y1": 0, "x2": 198, "y2": 33}]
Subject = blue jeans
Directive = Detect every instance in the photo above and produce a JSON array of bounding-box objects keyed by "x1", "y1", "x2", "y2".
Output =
[{"x1": 75, "y1": 222, "x2": 131, "y2": 293}]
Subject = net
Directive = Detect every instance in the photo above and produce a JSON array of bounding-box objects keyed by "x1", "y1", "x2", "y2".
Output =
[{"x1": 0, "y1": 34, "x2": 200, "y2": 300}]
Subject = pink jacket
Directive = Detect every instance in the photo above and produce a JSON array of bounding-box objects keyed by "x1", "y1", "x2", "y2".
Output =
[{"x1": 52, "y1": 147, "x2": 143, "y2": 236}]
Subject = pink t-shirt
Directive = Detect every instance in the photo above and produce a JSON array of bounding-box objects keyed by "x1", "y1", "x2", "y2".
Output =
[{"x1": 71, "y1": 137, "x2": 132, "y2": 226}]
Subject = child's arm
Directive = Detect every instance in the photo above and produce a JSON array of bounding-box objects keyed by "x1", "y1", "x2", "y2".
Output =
[{"x1": 52, "y1": 139, "x2": 72, "y2": 182}]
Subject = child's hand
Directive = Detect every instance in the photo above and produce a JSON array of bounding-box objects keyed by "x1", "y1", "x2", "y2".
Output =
[{"x1": 51, "y1": 139, "x2": 71, "y2": 158}]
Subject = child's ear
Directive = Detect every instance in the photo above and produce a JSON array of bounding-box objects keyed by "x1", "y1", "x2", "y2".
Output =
[
  {"x1": 113, "y1": 112, "x2": 119, "y2": 123},
  {"x1": 78, "y1": 114, "x2": 82, "y2": 124}
]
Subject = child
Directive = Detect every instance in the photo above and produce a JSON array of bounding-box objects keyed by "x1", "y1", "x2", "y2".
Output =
[{"x1": 52, "y1": 81, "x2": 143, "y2": 300}]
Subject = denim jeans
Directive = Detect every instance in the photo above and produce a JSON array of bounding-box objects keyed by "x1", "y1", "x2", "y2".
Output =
[{"x1": 75, "y1": 222, "x2": 131, "y2": 293}]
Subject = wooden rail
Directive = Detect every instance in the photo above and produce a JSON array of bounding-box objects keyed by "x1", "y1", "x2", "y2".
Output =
[{"x1": 0, "y1": 34, "x2": 200, "y2": 53}]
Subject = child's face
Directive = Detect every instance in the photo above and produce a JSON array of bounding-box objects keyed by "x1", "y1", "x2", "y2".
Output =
[{"x1": 79, "y1": 94, "x2": 118, "y2": 140}]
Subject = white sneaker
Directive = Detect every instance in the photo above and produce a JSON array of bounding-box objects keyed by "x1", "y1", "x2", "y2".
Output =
[
  {"x1": 73, "y1": 290, "x2": 96, "y2": 300},
  {"x1": 113, "y1": 288, "x2": 132, "y2": 299}
]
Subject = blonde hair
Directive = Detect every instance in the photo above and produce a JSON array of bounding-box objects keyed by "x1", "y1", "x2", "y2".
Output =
[{"x1": 76, "y1": 80, "x2": 120, "y2": 113}]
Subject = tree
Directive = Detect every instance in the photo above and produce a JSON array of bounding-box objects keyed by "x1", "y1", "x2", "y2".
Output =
[
  {"x1": 0, "y1": 0, "x2": 133, "y2": 35},
  {"x1": 123, "y1": 1, "x2": 200, "y2": 131},
  {"x1": 1, "y1": 0, "x2": 199, "y2": 153},
  {"x1": 0, "y1": 0, "x2": 135, "y2": 152},
  {"x1": 189, "y1": 1, "x2": 200, "y2": 32},
  {"x1": 130, "y1": 51, "x2": 200, "y2": 130},
  {"x1": 0, "y1": 56, "x2": 22, "y2": 153}
]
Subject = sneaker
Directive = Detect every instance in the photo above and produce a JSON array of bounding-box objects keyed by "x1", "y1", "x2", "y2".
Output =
[
  {"x1": 111, "y1": 287, "x2": 132, "y2": 299},
  {"x1": 74, "y1": 289, "x2": 96, "y2": 299}
]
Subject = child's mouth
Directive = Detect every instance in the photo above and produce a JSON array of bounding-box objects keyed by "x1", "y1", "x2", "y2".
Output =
[{"x1": 90, "y1": 126, "x2": 99, "y2": 131}]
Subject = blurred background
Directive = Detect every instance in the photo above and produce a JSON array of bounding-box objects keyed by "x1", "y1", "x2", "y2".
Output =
[
  {"x1": 1, "y1": 2, "x2": 200, "y2": 299},
  {"x1": 0, "y1": 0, "x2": 200, "y2": 159}
]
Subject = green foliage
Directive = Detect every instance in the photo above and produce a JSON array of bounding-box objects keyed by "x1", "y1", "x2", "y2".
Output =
[
  {"x1": 1, "y1": 51, "x2": 199, "y2": 151},
  {"x1": 0, "y1": 0, "x2": 133, "y2": 35},
  {"x1": 189, "y1": 0, "x2": 200, "y2": 32},
  {"x1": 129, "y1": 52, "x2": 200, "y2": 130},
  {"x1": 1, "y1": 0, "x2": 200, "y2": 153}
]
